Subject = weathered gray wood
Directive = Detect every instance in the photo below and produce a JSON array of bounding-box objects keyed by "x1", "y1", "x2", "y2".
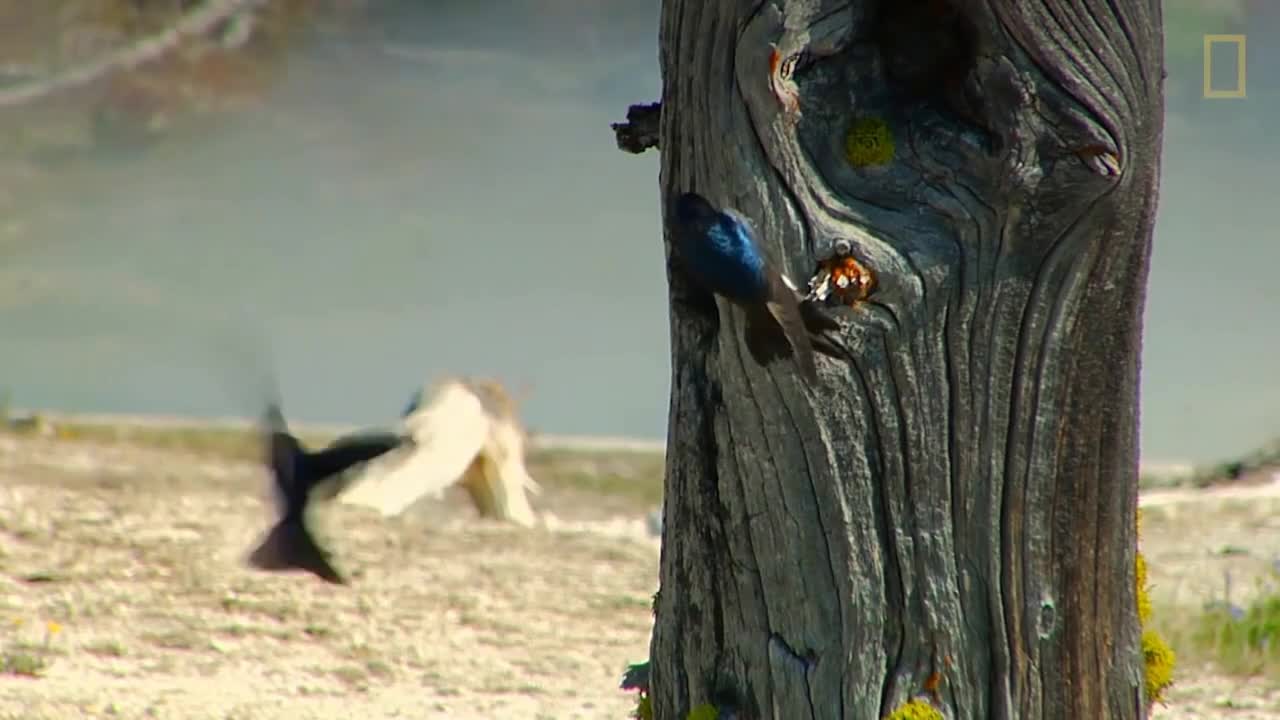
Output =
[{"x1": 624, "y1": 1, "x2": 1165, "y2": 718}]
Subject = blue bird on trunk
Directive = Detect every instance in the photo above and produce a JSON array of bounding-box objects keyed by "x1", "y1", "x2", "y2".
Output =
[{"x1": 669, "y1": 192, "x2": 831, "y2": 384}]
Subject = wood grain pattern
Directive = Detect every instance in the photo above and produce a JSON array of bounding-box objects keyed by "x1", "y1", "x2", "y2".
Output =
[{"x1": 629, "y1": 1, "x2": 1166, "y2": 717}]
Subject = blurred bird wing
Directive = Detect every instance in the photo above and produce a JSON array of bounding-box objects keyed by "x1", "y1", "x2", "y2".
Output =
[
  {"x1": 776, "y1": 271, "x2": 845, "y2": 360},
  {"x1": 338, "y1": 382, "x2": 490, "y2": 516},
  {"x1": 261, "y1": 403, "x2": 289, "y2": 435},
  {"x1": 489, "y1": 418, "x2": 541, "y2": 497},
  {"x1": 304, "y1": 431, "x2": 406, "y2": 481},
  {"x1": 259, "y1": 404, "x2": 301, "y2": 509}
]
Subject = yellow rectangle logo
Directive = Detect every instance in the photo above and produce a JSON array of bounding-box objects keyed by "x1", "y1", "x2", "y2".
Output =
[{"x1": 1203, "y1": 34, "x2": 1247, "y2": 99}]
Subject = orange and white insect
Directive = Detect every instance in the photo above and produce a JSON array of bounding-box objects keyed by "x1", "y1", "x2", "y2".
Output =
[
  {"x1": 828, "y1": 255, "x2": 875, "y2": 304},
  {"x1": 808, "y1": 246, "x2": 876, "y2": 306}
]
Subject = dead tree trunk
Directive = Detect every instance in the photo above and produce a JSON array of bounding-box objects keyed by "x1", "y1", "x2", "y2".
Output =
[{"x1": 613, "y1": 1, "x2": 1165, "y2": 718}]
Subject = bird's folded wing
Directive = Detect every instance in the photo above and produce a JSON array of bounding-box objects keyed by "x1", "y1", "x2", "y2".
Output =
[
  {"x1": 338, "y1": 383, "x2": 490, "y2": 516},
  {"x1": 766, "y1": 272, "x2": 818, "y2": 384}
]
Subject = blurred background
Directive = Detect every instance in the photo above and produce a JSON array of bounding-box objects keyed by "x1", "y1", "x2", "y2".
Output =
[{"x1": 0, "y1": 0, "x2": 1275, "y2": 465}]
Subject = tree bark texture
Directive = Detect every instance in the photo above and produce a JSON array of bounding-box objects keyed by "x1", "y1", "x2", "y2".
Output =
[{"x1": 648, "y1": 1, "x2": 1164, "y2": 718}]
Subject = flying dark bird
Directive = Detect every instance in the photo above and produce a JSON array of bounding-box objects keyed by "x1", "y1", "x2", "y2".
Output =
[
  {"x1": 669, "y1": 191, "x2": 833, "y2": 383},
  {"x1": 246, "y1": 404, "x2": 408, "y2": 584}
]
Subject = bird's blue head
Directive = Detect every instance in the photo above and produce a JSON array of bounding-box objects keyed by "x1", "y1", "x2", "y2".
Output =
[{"x1": 670, "y1": 192, "x2": 769, "y2": 302}]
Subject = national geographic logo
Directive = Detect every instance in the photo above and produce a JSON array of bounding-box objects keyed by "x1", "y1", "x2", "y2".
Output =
[{"x1": 1203, "y1": 34, "x2": 1247, "y2": 99}]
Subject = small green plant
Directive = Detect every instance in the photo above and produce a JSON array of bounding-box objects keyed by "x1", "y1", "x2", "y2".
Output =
[
  {"x1": 632, "y1": 693, "x2": 652, "y2": 720},
  {"x1": 621, "y1": 660, "x2": 651, "y2": 719},
  {"x1": 621, "y1": 662, "x2": 722, "y2": 720},
  {"x1": 1188, "y1": 582, "x2": 1280, "y2": 678},
  {"x1": 1, "y1": 618, "x2": 62, "y2": 678}
]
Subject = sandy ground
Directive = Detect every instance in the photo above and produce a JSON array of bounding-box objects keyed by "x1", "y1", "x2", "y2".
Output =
[
  {"x1": 1139, "y1": 472, "x2": 1280, "y2": 719},
  {"x1": 0, "y1": 433, "x2": 657, "y2": 719},
  {"x1": 1, "y1": 431, "x2": 1278, "y2": 719},
  {"x1": 1140, "y1": 471, "x2": 1280, "y2": 612}
]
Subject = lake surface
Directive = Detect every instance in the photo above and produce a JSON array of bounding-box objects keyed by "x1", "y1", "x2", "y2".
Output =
[{"x1": 2, "y1": 3, "x2": 1276, "y2": 464}]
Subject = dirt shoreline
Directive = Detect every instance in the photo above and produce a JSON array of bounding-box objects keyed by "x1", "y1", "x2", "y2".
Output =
[{"x1": 8, "y1": 408, "x2": 1196, "y2": 473}]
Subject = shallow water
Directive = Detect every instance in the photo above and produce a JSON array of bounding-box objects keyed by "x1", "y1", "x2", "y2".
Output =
[{"x1": 1, "y1": 2, "x2": 1277, "y2": 464}]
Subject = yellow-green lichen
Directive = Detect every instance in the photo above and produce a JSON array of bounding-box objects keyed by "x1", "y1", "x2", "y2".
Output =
[
  {"x1": 632, "y1": 698, "x2": 717, "y2": 720},
  {"x1": 844, "y1": 116, "x2": 895, "y2": 168},
  {"x1": 1136, "y1": 550, "x2": 1152, "y2": 626},
  {"x1": 1136, "y1": 509, "x2": 1175, "y2": 705},
  {"x1": 1142, "y1": 629, "x2": 1176, "y2": 704},
  {"x1": 686, "y1": 703, "x2": 719, "y2": 720},
  {"x1": 884, "y1": 698, "x2": 943, "y2": 720}
]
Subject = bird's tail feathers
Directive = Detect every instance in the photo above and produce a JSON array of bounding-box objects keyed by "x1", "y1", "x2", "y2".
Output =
[{"x1": 245, "y1": 518, "x2": 346, "y2": 585}]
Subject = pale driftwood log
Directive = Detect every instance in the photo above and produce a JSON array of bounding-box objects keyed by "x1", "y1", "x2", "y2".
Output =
[
  {"x1": 617, "y1": 1, "x2": 1165, "y2": 718},
  {"x1": 0, "y1": 0, "x2": 263, "y2": 108}
]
